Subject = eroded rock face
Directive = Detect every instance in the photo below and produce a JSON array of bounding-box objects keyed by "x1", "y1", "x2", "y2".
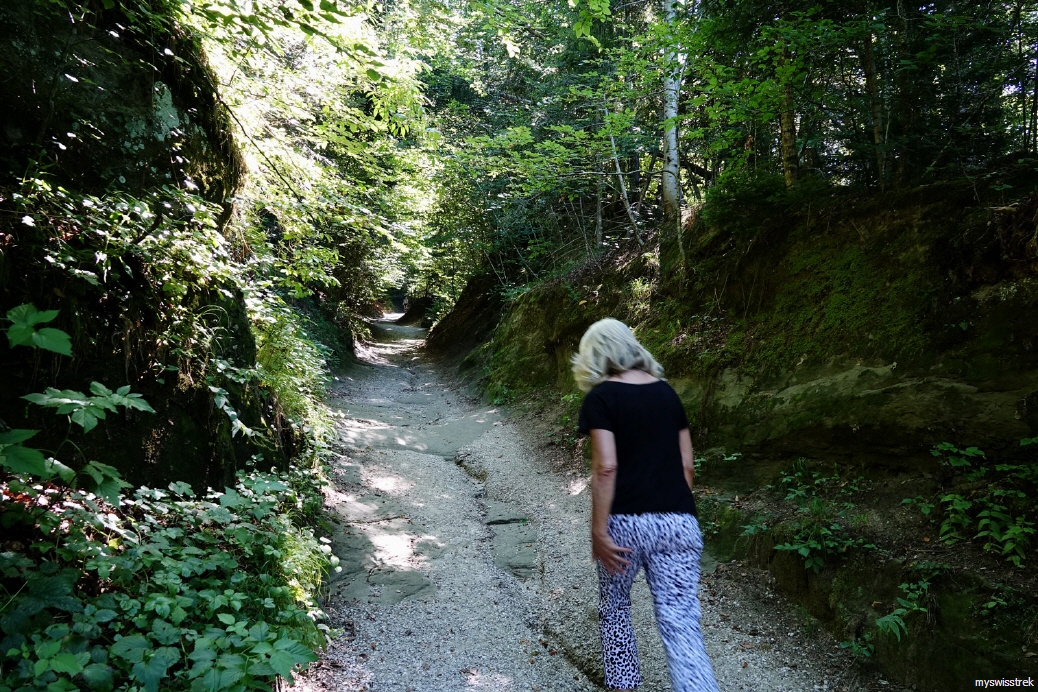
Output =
[
  {"x1": 0, "y1": 2, "x2": 242, "y2": 204},
  {"x1": 673, "y1": 359, "x2": 1038, "y2": 479},
  {"x1": 0, "y1": 3, "x2": 282, "y2": 490}
]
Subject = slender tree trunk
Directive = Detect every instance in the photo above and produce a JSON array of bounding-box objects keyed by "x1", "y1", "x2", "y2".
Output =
[
  {"x1": 860, "y1": 25, "x2": 886, "y2": 188},
  {"x1": 629, "y1": 152, "x2": 641, "y2": 206},
  {"x1": 779, "y1": 46, "x2": 799, "y2": 187},
  {"x1": 636, "y1": 152, "x2": 658, "y2": 212},
  {"x1": 609, "y1": 132, "x2": 644, "y2": 246},
  {"x1": 595, "y1": 165, "x2": 603, "y2": 247},
  {"x1": 1031, "y1": 49, "x2": 1038, "y2": 153},
  {"x1": 661, "y1": 0, "x2": 681, "y2": 224},
  {"x1": 893, "y1": 0, "x2": 914, "y2": 185}
]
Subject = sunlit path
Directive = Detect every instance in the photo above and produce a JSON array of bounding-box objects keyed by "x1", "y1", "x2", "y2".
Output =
[{"x1": 296, "y1": 314, "x2": 598, "y2": 692}]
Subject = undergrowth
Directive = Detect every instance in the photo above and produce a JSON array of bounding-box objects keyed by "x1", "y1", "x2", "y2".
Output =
[
  {"x1": 0, "y1": 463, "x2": 334, "y2": 692},
  {"x1": 1, "y1": 181, "x2": 342, "y2": 691},
  {"x1": 765, "y1": 459, "x2": 877, "y2": 573},
  {"x1": 904, "y1": 441, "x2": 1038, "y2": 567}
]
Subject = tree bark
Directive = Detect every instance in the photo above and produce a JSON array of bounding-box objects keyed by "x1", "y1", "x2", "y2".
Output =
[
  {"x1": 779, "y1": 46, "x2": 799, "y2": 188},
  {"x1": 609, "y1": 132, "x2": 643, "y2": 246},
  {"x1": 1031, "y1": 48, "x2": 1038, "y2": 153},
  {"x1": 629, "y1": 152, "x2": 641, "y2": 206},
  {"x1": 860, "y1": 23, "x2": 886, "y2": 188},
  {"x1": 595, "y1": 164, "x2": 603, "y2": 247},
  {"x1": 661, "y1": 0, "x2": 681, "y2": 224},
  {"x1": 892, "y1": 0, "x2": 914, "y2": 185}
]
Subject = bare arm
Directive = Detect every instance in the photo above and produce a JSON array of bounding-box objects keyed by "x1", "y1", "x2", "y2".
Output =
[
  {"x1": 590, "y1": 429, "x2": 631, "y2": 575},
  {"x1": 680, "y1": 427, "x2": 694, "y2": 491}
]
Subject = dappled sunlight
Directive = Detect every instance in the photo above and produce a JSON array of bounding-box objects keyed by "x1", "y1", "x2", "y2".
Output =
[
  {"x1": 334, "y1": 494, "x2": 385, "y2": 522},
  {"x1": 392, "y1": 434, "x2": 428, "y2": 450},
  {"x1": 462, "y1": 669, "x2": 514, "y2": 689},
  {"x1": 351, "y1": 314, "x2": 427, "y2": 366},
  {"x1": 368, "y1": 472, "x2": 414, "y2": 494},
  {"x1": 568, "y1": 478, "x2": 589, "y2": 495},
  {"x1": 366, "y1": 528, "x2": 415, "y2": 569}
]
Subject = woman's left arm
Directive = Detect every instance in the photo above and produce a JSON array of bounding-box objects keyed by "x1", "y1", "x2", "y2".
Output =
[
  {"x1": 679, "y1": 427, "x2": 694, "y2": 490},
  {"x1": 590, "y1": 429, "x2": 632, "y2": 575}
]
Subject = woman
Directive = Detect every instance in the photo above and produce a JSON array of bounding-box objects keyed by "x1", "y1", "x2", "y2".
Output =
[{"x1": 572, "y1": 318, "x2": 718, "y2": 692}]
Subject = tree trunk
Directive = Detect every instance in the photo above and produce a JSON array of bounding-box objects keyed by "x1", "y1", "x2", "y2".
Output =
[
  {"x1": 1031, "y1": 49, "x2": 1038, "y2": 153},
  {"x1": 860, "y1": 25, "x2": 886, "y2": 188},
  {"x1": 779, "y1": 47, "x2": 799, "y2": 187},
  {"x1": 595, "y1": 164, "x2": 603, "y2": 247},
  {"x1": 629, "y1": 152, "x2": 641, "y2": 206},
  {"x1": 636, "y1": 152, "x2": 658, "y2": 212},
  {"x1": 892, "y1": 0, "x2": 914, "y2": 185},
  {"x1": 609, "y1": 132, "x2": 643, "y2": 247},
  {"x1": 660, "y1": 0, "x2": 681, "y2": 224}
]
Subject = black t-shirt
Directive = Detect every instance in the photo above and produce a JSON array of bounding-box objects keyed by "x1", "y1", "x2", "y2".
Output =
[{"x1": 577, "y1": 379, "x2": 697, "y2": 516}]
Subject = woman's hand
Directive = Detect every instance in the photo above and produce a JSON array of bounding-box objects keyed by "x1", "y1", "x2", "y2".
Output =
[{"x1": 593, "y1": 531, "x2": 632, "y2": 575}]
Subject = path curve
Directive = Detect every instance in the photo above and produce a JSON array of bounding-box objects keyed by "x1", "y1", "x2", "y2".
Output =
[{"x1": 296, "y1": 315, "x2": 902, "y2": 692}]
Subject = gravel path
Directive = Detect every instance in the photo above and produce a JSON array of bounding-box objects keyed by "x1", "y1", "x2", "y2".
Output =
[{"x1": 294, "y1": 316, "x2": 906, "y2": 692}]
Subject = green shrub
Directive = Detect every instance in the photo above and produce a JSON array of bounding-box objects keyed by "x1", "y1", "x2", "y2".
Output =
[
  {"x1": 905, "y1": 442, "x2": 1038, "y2": 567},
  {"x1": 0, "y1": 466, "x2": 335, "y2": 692}
]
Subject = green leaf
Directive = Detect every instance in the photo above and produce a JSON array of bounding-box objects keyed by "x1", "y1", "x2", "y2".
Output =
[
  {"x1": 131, "y1": 647, "x2": 180, "y2": 692},
  {"x1": 268, "y1": 637, "x2": 317, "y2": 678},
  {"x1": 49, "y1": 652, "x2": 88, "y2": 674},
  {"x1": 151, "y1": 619, "x2": 180, "y2": 645},
  {"x1": 31, "y1": 328, "x2": 72, "y2": 356},
  {"x1": 0, "y1": 429, "x2": 39, "y2": 445},
  {"x1": 5, "y1": 305, "x2": 68, "y2": 354},
  {"x1": 216, "y1": 613, "x2": 236, "y2": 625},
  {"x1": 71, "y1": 408, "x2": 101, "y2": 433},
  {"x1": 1, "y1": 444, "x2": 48, "y2": 477},
  {"x1": 6, "y1": 323, "x2": 35, "y2": 347},
  {"x1": 44, "y1": 458, "x2": 76, "y2": 483},
  {"x1": 89, "y1": 382, "x2": 113, "y2": 397},
  {"x1": 218, "y1": 488, "x2": 245, "y2": 508},
  {"x1": 111, "y1": 634, "x2": 152, "y2": 664},
  {"x1": 366, "y1": 68, "x2": 380, "y2": 81},
  {"x1": 37, "y1": 640, "x2": 62, "y2": 659},
  {"x1": 123, "y1": 395, "x2": 156, "y2": 413},
  {"x1": 93, "y1": 609, "x2": 118, "y2": 623},
  {"x1": 82, "y1": 662, "x2": 114, "y2": 690},
  {"x1": 6, "y1": 304, "x2": 58, "y2": 327}
]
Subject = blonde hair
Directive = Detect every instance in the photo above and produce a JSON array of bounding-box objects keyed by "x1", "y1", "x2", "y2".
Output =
[{"x1": 571, "y1": 318, "x2": 663, "y2": 392}]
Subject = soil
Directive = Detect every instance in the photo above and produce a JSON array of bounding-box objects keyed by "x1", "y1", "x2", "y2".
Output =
[{"x1": 294, "y1": 315, "x2": 909, "y2": 692}]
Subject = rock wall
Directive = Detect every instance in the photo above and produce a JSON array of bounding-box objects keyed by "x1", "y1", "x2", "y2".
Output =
[
  {"x1": 0, "y1": 1, "x2": 296, "y2": 489},
  {"x1": 0, "y1": 1, "x2": 242, "y2": 206}
]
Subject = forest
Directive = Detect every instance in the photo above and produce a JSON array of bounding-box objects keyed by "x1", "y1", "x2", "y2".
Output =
[{"x1": 1, "y1": 0, "x2": 1038, "y2": 690}]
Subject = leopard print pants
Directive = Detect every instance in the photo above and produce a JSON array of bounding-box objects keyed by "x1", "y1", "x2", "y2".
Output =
[{"x1": 597, "y1": 512, "x2": 719, "y2": 691}]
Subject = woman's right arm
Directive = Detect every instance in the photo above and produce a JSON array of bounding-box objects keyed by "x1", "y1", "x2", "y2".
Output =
[{"x1": 679, "y1": 427, "x2": 694, "y2": 490}]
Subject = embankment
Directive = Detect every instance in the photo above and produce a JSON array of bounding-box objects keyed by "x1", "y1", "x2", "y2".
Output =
[{"x1": 428, "y1": 168, "x2": 1038, "y2": 691}]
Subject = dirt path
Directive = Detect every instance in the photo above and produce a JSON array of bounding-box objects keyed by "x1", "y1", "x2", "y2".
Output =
[{"x1": 296, "y1": 316, "x2": 903, "y2": 692}]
